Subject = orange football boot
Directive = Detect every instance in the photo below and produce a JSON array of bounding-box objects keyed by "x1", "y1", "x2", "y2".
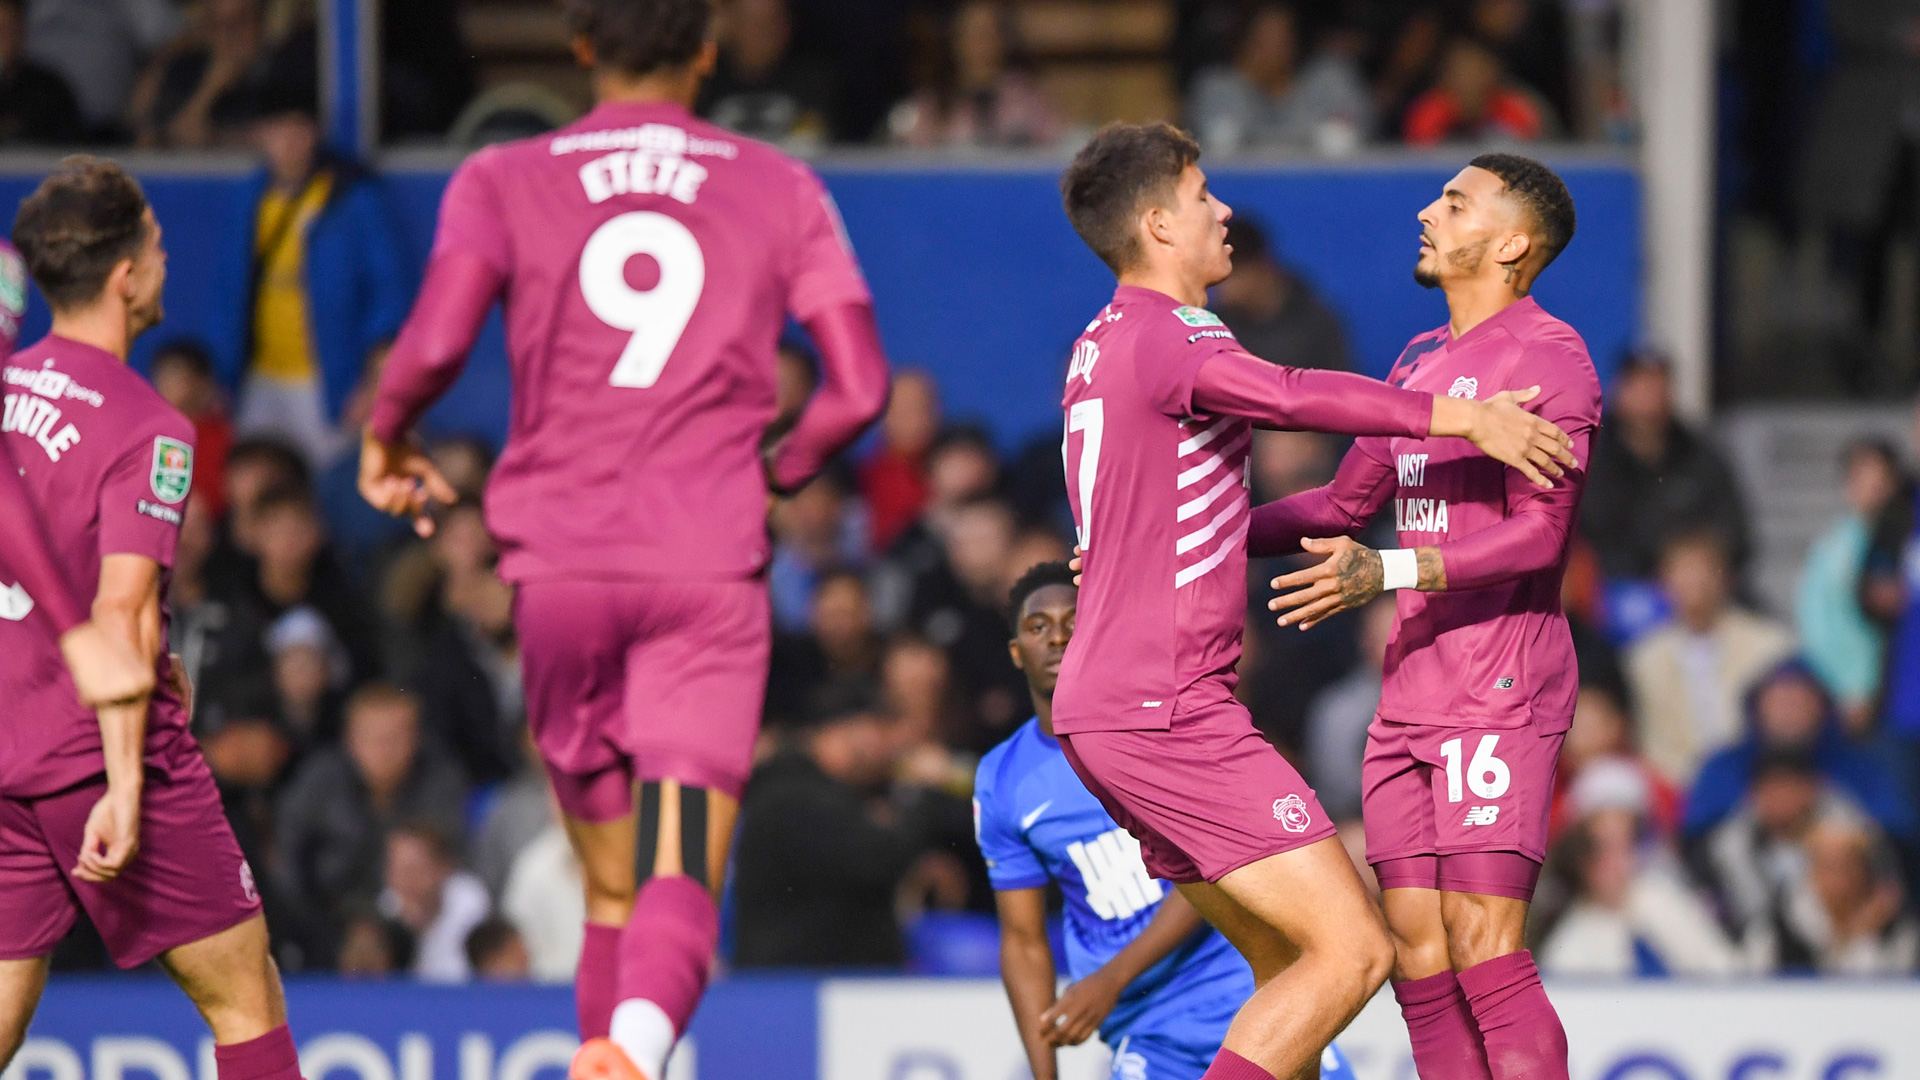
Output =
[{"x1": 569, "y1": 1039, "x2": 650, "y2": 1080}]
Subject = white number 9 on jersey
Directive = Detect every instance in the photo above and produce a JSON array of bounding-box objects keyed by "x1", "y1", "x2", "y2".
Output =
[{"x1": 579, "y1": 211, "x2": 706, "y2": 388}]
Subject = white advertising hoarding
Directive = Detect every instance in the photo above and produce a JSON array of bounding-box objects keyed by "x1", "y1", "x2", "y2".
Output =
[{"x1": 822, "y1": 979, "x2": 1920, "y2": 1080}]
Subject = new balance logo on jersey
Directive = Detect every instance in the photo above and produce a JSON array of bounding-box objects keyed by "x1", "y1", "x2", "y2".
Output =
[
  {"x1": 1066, "y1": 827, "x2": 1165, "y2": 920},
  {"x1": 1463, "y1": 806, "x2": 1500, "y2": 826},
  {"x1": 1495, "y1": 677, "x2": 1515, "y2": 689},
  {"x1": 1448, "y1": 376, "x2": 1479, "y2": 399}
]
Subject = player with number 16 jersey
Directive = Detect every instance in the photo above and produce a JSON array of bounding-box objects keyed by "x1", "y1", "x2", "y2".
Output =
[{"x1": 362, "y1": 6, "x2": 890, "y2": 1080}]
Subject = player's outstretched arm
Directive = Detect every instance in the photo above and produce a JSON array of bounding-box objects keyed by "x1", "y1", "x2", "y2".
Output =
[
  {"x1": 1247, "y1": 441, "x2": 1397, "y2": 559},
  {"x1": 73, "y1": 553, "x2": 163, "y2": 883},
  {"x1": 994, "y1": 887, "x2": 1062, "y2": 1080},
  {"x1": 360, "y1": 251, "x2": 502, "y2": 536},
  {"x1": 1428, "y1": 387, "x2": 1577, "y2": 489},
  {"x1": 1040, "y1": 888, "x2": 1210, "y2": 1048},
  {"x1": 766, "y1": 302, "x2": 891, "y2": 494},
  {"x1": 0, "y1": 440, "x2": 151, "y2": 706}
]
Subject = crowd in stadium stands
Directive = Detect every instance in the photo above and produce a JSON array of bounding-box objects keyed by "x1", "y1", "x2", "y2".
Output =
[
  {"x1": 14, "y1": 0, "x2": 1920, "y2": 986},
  {"x1": 0, "y1": 0, "x2": 1629, "y2": 152}
]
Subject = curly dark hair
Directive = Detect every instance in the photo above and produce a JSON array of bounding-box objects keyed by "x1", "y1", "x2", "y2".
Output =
[
  {"x1": 1006, "y1": 559, "x2": 1076, "y2": 634},
  {"x1": 13, "y1": 156, "x2": 150, "y2": 310},
  {"x1": 1469, "y1": 152, "x2": 1577, "y2": 268},
  {"x1": 1062, "y1": 122, "x2": 1202, "y2": 274},
  {"x1": 564, "y1": 0, "x2": 711, "y2": 78}
]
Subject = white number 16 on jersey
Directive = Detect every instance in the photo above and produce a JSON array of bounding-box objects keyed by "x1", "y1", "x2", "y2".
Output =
[{"x1": 579, "y1": 211, "x2": 706, "y2": 388}]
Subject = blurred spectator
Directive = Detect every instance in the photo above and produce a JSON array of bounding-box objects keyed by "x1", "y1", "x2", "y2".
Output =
[
  {"x1": 274, "y1": 685, "x2": 468, "y2": 967},
  {"x1": 149, "y1": 340, "x2": 234, "y2": 515},
  {"x1": 1796, "y1": 0, "x2": 1920, "y2": 394},
  {"x1": 1213, "y1": 217, "x2": 1351, "y2": 372},
  {"x1": 1629, "y1": 529, "x2": 1795, "y2": 783},
  {"x1": 501, "y1": 821, "x2": 584, "y2": 983},
  {"x1": 27, "y1": 0, "x2": 179, "y2": 139},
  {"x1": 0, "y1": 0, "x2": 78, "y2": 144},
  {"x1": 924, "y1": 497, "x2": 1030, "y2": 747},
  {"x1": 412, "y1": 503, "x2": 524, "y2": 785},
  {"x1": 1304, "y1": 597, "x2": 1393, "y2": 822},
  {"x1": 1866, "y1": 402, "x2": 1920, "y2": 743},
  {"x1": 1535, "y1": 807, "x2": 1741, "y2": 977},
  {"x1": 888, "y1": 0, "x2": 1059, "y2": 149},
  {"x1": 697, "y1": 0, "x2": 835, "y2": 146},
  {"x1": 870, "y1": 425, "x2": 1000, "y2": 633},
  {"x1": 768, "y1": 469, "x2": 862, "y2": 633},
  {"x1": 1685, "y1": 662, "x2": 1915, "y2": 842},
  {"x1": 882, "y1": 635, "x2": 961, "y2": 754},
  {"x1": 227, "y1": 83, "x2": 409, "y2": 468},
  {"x1": 1794, "y1": 817, "x2": 1920, "y2": 974},
  {"x1": 1186, "y1": 2, "x2": 1371, "y2": 155},
  {"x1": 336, "y1": 908, "x2": 412, "y2": 978},
  {"x1": 129, "y1": 0, "x2": 314, "y2": 149},
  {"x1": 733, "y1": 692, "x2": 933, "y2": 967},
  {"x1": 1550, "y1": 685, "x2": 1682, "y2": 840},
  {"x1": 1402, "y1": 36, "x2": 1553, "y2": 147},
  {"x1": 465, "y1": 919, "x2": 531, "y2": 982},
  {"x1": 1698, "y1": 749, "x2": 1879, "y2": 972},
  {"x1": 1581, "y1": 355, "x2": 1753, "y2": 581},
  {"x1": 862, "y1": 370, "x2": 940, "y2": 552},
  {"x1": 769, "y1": 569, "x2": 886, "y2": 724},
  {"x1": 786, "y1": 0, "x2": 913, "y2": 141},
  {"x1": 472, "y1": 736, "x2": 555, "y2": 899},
  {"x1": 1798, "y1": 441, "x2": 1904, "y2": 726},
  {"x1": 773, "y1": 340, "x2": 820, "y2": 434},
  {"x1": 1466, "y1": 0, "x2": 1573, "y2": 135},
  {"x1": 380, "y1": 0, "x2": 473, "y2": 139},
  {"x1": 265, "y1": 604, "x2": 347, "y2": 750},
  {"x1": 248, "y1": 488, "x2": 382, "y2": 681},
  {"x1": 380, "y1": 824, "x2": 490, "y2": 983}
]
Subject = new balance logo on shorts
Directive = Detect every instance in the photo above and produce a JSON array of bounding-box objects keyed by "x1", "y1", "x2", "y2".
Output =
[
  {"x1": 1463, "y1": 805, "x2": 1501, "y2": 826},
  {"x1": 1066, "y1": 827, "x2": 1165, "y2": 920}
]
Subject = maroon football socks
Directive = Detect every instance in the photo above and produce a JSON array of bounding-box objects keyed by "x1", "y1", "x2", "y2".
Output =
[
  {"x1": 1394, "y1": 969, "x2": 1494, "y2": 1080},
  {"x1": 576, "y1": 921, "x2": 622, "y2": 1039},
  {"x1": 608, "y1": 875, "x2": 719, "y2": 1078},
  {"x1": 1456, "y1": 950, "x2": 1570, "y2": 1080},
  {"x1": 214, "y1": 1025, "x2": 301, "y2": 1080}
]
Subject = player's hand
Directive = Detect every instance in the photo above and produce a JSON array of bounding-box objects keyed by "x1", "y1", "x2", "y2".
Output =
[
  {"x1": 358, "y1": 428, "x2": 458, "y2": 538},
  {"x1": 73, "y1": 779, "x2": 141, "y2": 883},
  {"x1": 58, "y1": 621, "x2": 154, "y2": 708},
  {"x1": 167, "y1": 653, "x2": 193, "y2": 718},
  {"x1": 1465, "y1": 387, "x2": 1577, "y2": 489},
  {"x1": 1069, "y1": 546, "x2": 1082, "y2": 587},
  {"x1": 1269, "y1": 536, "x2": 1382, "y2": 631},
  {"x1": 1040, "y1": 970, "x2": 1124, "y2": 1047}
]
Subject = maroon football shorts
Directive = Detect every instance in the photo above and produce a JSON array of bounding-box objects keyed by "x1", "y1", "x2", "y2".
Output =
[
  {"x1": 1059, "y1": 697, "x2": 1338, "y2": 884},
  {"x1": 1361, "y1": 716, "x2": 1566, "y2": 901},
  {"x1": 517, "y1": 577, "x2": 771, "y2": 821},
  {"x1": 0, "y1": 750, "x2": 260, "y2": 968}
]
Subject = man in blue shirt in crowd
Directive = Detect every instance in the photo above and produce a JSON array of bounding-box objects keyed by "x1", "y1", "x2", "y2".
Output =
[{"x1": 975, "y1": 561, "x2": 1355, "y2": 1080}]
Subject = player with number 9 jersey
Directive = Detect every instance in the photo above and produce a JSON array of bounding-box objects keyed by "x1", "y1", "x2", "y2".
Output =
[{"x1": 362, "y1": 6, "x2": 890, "y2": 1079}]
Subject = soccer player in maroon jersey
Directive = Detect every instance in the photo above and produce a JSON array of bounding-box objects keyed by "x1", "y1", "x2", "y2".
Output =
[
  {"x1": 0, "y1": 158, "x2": 305, "y2": 1080},
  {"x1": 1053, "y1": 124, "x2": 1576, "y2": 1080},
  {"x1": 1259, "y1": 156, "x2": 1596, "y2": 1080},
  {"x1": 358, "y1": 4, "x2": 888, "y2": 1079}
]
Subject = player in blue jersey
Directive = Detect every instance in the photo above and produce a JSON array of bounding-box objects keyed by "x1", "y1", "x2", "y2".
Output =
[{"x1": 976, "y1": 562, "x2": 1355, "y2": 1080}]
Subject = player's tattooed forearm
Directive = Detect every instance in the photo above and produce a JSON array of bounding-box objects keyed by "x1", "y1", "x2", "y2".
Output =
[
  {"x1": 1337, "y1": 547, "x2": 1385, "y2": 607},
  {"x1": 1416, "y1": 547, "x2": 1447, "y2": 591}
]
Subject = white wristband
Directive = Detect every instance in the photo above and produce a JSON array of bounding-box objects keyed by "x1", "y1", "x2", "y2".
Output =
[{"x1": 1380, "y1": 548, "x2": 1419, "y2": 591}]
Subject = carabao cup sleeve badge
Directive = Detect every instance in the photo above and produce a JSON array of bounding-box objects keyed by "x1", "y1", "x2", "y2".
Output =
[{"x1": 150, "y1": 436, "x2": 193, "y2": 504}]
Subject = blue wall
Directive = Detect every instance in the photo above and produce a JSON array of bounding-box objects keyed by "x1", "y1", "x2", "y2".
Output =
[{"x1": 0, "y1": 158, "x2": 1640, "y2": 452}]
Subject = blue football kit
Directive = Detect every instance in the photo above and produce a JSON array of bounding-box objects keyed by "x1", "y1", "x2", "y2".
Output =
[{"x1": 976, "y1": 718, "x2": 1355, "y2": 1080}]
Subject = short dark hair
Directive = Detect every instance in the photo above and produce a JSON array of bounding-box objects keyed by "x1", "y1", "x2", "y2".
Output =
[
  {"x1": 464, "y1": 918, "x2": 524, "y2": 973},
  {"x1": 564, "y1": 0, "x2": 710, "y2": 78},
  {"x1": 1062, "y1": 123, "x2": 1202, "y2": 273},
  {"x1": 151, "y1": 338, "x2": 215, "y2": 380},
  {"x1": 1007, "y1": 560, "x2": 1076, "y2": 633},
  {"x1": 13, "y1": 156, "x2": 151, "y2": 311},
  {"x1": 226, "y1": 437, "x2": 313, "y2": 495},
  {"x1": 1468, "y1": 153, "x2": 1576, "y2": 269}
]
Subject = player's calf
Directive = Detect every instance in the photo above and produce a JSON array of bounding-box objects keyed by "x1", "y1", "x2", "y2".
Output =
[
  {"x1": 0, "y1": 956, "x2": 50, "y2": 1071},
  {"x1": 158, "y1": 916, "x2": 289, "y2": 1044}
]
